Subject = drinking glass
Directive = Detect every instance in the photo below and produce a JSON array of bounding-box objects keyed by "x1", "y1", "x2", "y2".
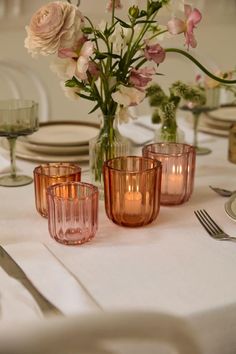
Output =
[{"x1": 0, "y1": 99, "x2": 38, "y2": 186}]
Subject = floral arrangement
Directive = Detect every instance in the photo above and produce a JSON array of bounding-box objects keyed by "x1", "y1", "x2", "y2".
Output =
[{"x1": 24, "y1": 0, "x2": 236, "y2": 186}]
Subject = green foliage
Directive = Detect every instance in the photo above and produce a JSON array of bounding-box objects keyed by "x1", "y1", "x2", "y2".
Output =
[{"x1": 147, "y1": 80, "x2": 208, "y2": 126}]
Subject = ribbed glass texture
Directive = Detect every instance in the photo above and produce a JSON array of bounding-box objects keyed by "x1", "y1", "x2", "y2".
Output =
[
  {"x1": 103, "y1": 156, "x2": 162, "y2": 227},
  {"x1": 89, "y1": 115, "x2": 130, "y2": 198},
  {"x1": 47, "y1": 182, "x2": 98, "y2": 245},
  {"x1": 33, "y1": 163, "x2": 81, "y2": 218},
  {"x1": 143, "y1": 143, "x2": 196, "y2": 205}
]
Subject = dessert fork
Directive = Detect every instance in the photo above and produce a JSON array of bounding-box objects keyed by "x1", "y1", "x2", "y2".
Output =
[{"x1": 194, "y1": 209, "x2": 236, "y2": 242}]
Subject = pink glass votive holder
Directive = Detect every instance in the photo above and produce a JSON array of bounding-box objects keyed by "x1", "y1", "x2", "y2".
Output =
[
  {"x1": 142, "y1": 143, "x2": 196, "y2": 205},
  {"x1": 47, "y1": 181, "x2": 98, "y2": 245},
  {"x1": 103, "y1": 156, "x2": 162, "y2": 227},
  {"x1": 33, "y1": 163, "x2": 81, "y2": 218}
]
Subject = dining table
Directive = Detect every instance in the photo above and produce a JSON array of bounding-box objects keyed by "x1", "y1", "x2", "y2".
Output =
[{"x1": 0, "y1": 114, "x2": 236, "y2": 354}]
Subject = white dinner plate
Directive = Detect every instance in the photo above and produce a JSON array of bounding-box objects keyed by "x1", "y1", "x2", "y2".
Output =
[
  {"x1": 203, "y1": 115, "x2": 232, "y2": 130},
  {"x1": 18, "y1": 137, "x2": 89, "y2": 155},
  {"x1": 225, "y1": 193, "x2": 236, "y2": 222},
  {"x1": 25, "y1": 121, "x2": 99, "y2": 146},
  {"x1": 207, "y1": 106, "x2": 236, "y2": 123},
  {"x1": 185, "y1": 114, "x2": 229, "y2": 137},
  {"x1": 0, "y1": 138, "x2": 89, "y2": 163}
]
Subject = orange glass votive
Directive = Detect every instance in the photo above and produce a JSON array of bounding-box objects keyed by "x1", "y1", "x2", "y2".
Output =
[
  {"x1": 142, "y1": 143, "x2": 196, "y2": 205},
  {"x1": 47, "y1": 182, "x2": 98, "y2": 245},
  {"x1": 33, "y1": 163, "x2": 81, "y2": 218},
  {"x1": 103, "y1": 156, "x2": 162, "y2": 227}
]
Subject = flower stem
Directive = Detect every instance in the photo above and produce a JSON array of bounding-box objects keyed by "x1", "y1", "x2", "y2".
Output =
[{"x1": 165, "y1": 48, "x2": 236, "y2": 84}]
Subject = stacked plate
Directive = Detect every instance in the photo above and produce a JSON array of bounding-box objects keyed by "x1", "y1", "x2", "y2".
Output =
[
  {"x1": 0, "y1": 121, "x2": 99, "y2": 163},
  {"x1": 199, "y1": 105, "x2": 236, "y2": 137}
]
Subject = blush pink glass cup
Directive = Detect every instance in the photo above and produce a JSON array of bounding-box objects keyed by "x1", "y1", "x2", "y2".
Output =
[
  {"x1": 103, "y1": 156, "x2": 162, "y2": 227},
  {"x1": 47, "y1": 181, "x2": 98, "y2": 245},
  {"x1": 142, "y1": 143, "x2": 196, "y2": 205},
  {"x1": 33, "y1": 163, "x2": 81, "y2": 218}
]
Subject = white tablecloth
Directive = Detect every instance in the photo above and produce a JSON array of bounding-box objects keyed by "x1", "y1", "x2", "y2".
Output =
[{"x1": 1, "y1": 117, "x2": 236, "y2": 354}]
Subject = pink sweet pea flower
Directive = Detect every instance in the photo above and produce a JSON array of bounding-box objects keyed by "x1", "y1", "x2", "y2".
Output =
[
  {"x1": 88, "y1": 61, "x2": 100, "y2": 80},
  {"x1": 58, "y1": 48, "x2": 78, "y2": 59},
  {"x1": 106, "y1": 0, "x2": 122, "y2": 12},
  {"x1": 144, "y1": 43, "x2": 166, "y2": 64},
  {"x1": 129, "y1": 67, "x2": 156, "y2": 90},
  {"x1": 58, "y1": 38, "x2": 94, "y2": 81},
  {"x1": 76, "y1": 41, "x2": 94, "y2": 80},
  {"x1": 167, "y1": 4, "x2": 202, "y2": 49}
]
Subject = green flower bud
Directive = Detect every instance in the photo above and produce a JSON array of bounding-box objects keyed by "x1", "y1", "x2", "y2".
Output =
[{"x1": 129, "y1": 5, "x2": 139, "y2": 18}]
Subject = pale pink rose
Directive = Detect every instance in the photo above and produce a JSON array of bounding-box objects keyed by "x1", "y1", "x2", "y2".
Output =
[
  {"x1": 25, "y1": 1, "x2": 84, "y2": 57},
  {"x1": 167, "y1": 4, "x2": 202, "y2": 49},
  {"x1": 50, "y1": 58, "x2": 77, "y2": 80},
  {"x1": 144, "y1": 43, "x2": 166, "y2": 64},
  {"x1": 112, "y1": 85, "x2": 146, "y2": 107},
  {"x1": 129, "y1": 67, "x2": 156, "y2": 90},
  {"x1": 106, "y1": 0, "x2": 122, "y2": 12}
]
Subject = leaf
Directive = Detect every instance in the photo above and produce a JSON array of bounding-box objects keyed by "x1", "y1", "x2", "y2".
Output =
[
  {"x1": 65, "y1": 76, "x2": 82, "y2": 88},
  {"x1": 95, "y1": 52, "x2": 108, "y2": 60},
  {"x1": 114, "y1": 17, "x2": 131, "y2": 28},
  {"x1": 135, "y1": 20, "x2": 156, "y2": 24},
  {"x1": 88, "y1": 103, "x2": 100, "y2": 114},
  {"x1": 78, "y1": 93, "x2": 96, "y2": 101}
]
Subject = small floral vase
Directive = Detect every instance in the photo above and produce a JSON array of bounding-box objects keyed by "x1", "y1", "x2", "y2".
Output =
[
  {"x1": 154, "y1": 117, "x2": 185, "y2": 143},
  {"x1": 89, "y1": 114, "x2": 130, "y2": 198}
]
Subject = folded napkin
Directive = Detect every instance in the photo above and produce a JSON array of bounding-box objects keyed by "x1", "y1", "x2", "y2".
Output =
[
  {"x1": 3, "y1": 242, "x2": 99, "y2": 316},
  {"x1": 119, "y1": 116, "x2": 154, "y2": 145},
  {"x1": 0, "y1": 267, "x2": 43, "y2": 324}
]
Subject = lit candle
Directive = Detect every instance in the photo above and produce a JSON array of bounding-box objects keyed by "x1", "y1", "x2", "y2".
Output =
[
  {"x1": 124, "y1": 188, "x2": 142, "y2": 215},
  {"x1": 162, "y1": 165, "x2": 184, "y2": 195}
]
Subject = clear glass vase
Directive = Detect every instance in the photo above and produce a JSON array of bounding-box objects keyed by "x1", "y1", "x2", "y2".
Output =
[
  {"x1": 89, "y1": 114, "x2": 130, "y2": 198},
  {"x1": 154, "y1": 122, "x2": 185, "y2": 143}
]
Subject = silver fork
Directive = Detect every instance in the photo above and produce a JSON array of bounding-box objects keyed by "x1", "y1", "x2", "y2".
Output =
[{"x1": 194, "y1": 209, "x2": 236, "y2": 242}]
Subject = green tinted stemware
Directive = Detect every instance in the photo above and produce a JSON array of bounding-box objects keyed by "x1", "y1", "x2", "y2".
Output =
[{"x1": 0, "y1": 99, "x2": 38, "y2": 187}]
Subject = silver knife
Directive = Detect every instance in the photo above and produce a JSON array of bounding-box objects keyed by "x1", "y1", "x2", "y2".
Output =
[{"x1": 0, "y1": 246, "x2": 62, "y2": 316}]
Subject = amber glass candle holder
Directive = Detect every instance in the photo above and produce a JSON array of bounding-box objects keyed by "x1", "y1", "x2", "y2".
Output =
[
  {"x1": 47, "y1": 182, "x2": 98, "y2": 245},
  {"x1": 103, "y1": 156, "x2": 162, "y2": 227},
  {"x1": 143, "y1": 143, "x2": 196, "y2": 205},
  {"x1": 33, "y1": 163, "x2": 81, "y2": 218}
]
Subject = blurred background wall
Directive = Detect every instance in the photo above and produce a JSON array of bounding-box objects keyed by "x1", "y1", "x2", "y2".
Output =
[{"x1": 0, "y1": 0, "x2": 235, "y2": 121}]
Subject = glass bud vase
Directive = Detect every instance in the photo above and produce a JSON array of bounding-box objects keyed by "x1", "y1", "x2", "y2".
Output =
[
  {"x1": 89, "y1": 114, "x2": 130, "y2": 198},
  {"x1": 154, "y1": 120, "x2": 185, "y2": 143}
]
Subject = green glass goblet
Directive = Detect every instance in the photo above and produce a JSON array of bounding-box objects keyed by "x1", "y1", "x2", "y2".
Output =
[
  {"x1": 181, "y1": 105, "x2": 216, "y2": 155},
  {"x1": 0, "y1": 99, "x2": 39, "y2": 187}
]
